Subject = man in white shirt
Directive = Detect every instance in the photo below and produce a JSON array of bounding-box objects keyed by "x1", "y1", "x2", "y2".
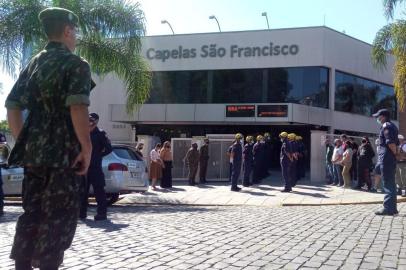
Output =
[{"x1": 331, "y1": 139, "x2": 344, "y2": 186}]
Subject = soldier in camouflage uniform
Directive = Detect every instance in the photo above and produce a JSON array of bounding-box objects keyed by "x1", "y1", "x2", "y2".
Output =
[
  {"x1": 5, "y1": 7, "x2": 93, "y2": 270},
  {"x1": 185, "y1": 143, "x2": 200, "y2": 186}
]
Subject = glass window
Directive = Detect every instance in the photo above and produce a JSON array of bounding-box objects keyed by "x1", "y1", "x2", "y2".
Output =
[
  {"x1": 335, "y1": 71, "x2": 396, "y2": 119},
  {"x1": 147, "y1": 67, "x2": 329, "y2": 108}
]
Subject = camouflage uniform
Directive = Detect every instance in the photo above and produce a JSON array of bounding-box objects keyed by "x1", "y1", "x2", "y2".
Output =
[
  {"x1": 185, "y1": 145, "x2": 200, "y2": 185},
  {"x1": 5, "y1": 39, "x2": 92, "y2": 267}
]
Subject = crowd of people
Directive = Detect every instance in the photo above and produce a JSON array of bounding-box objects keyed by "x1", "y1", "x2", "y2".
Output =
[{"x1": 325, "y1": 133, "x2": 406, "y2": 197}]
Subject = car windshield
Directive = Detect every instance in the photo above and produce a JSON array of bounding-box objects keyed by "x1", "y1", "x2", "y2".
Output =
[{"x1": 113, "y1": 147, "x2": 142, "y2": 161}]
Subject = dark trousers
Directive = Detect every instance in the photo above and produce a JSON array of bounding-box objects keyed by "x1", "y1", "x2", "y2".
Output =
[
  {"x1": 380, "y1": 163, "x2": 398, "y2": 213},
  {"x1": 161, "y1": 161, "x2": 172, "y2": 188},
  {"x1": 357, "y1": 163, "x2": 371, "y2": 189},
  {"x1": 199, "y1": 159, "x2": 208, "y2": 181},
  {"x1": 281, "y1": 159, "x2": 292, "y2": 190},
  {"x1": 0, "y1": 168, "x2": 3, "y2": 210},
  {"x1": 253, "y1": 161, "x2": 262, "y2": 184},
  {"x1": 188, "y1": 165, "x2": 198, "y2": 184},
  {"x1": 291, "y1": 160, "x2": 298, "y2": 186},
  {"x1": 231, "y1": 162, "x2": 241, "y2": 189},
  {"x1": 80, "y1": 170, "x2": 107, "y2": 217},
  {"x1": 243, "y1": 161, "x2": 253, "y2": 186},
  {"x1": 11, "y1": 167, "x2": 81, "y2": 269},
  {"x1": 229, "y1": 163, "x2": 232, "y2": 182}
]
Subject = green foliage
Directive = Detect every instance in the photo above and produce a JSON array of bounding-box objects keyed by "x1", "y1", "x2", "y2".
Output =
[
  {"x1": 372, "y1": 0, "x2": 406, "y2": 111},
  {"x1": 0, "y1": 0, "x2": 151, "y2": 113},
  {"x1": 0, "y1": 120, "x2": 9, "y2": 132}
]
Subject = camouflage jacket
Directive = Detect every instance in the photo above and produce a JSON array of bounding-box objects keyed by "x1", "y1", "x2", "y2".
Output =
[{"x1": 5, "y1": 42, "x2": 93, "y2": 168}]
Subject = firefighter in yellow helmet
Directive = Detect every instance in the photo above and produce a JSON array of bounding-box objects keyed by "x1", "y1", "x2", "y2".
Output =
[
  {"x1": 263, "y1": 132, "x2": 272, "y2": 176},
  {"x1": 243, "y1": 136, "x2": 255, "y2": 187},
  {"x1": 230, "y1": 133, "x2": 243, "y2": 191},
  {"x1": 253, "y1": 134, "x2": 265, "y2": 184},
  {"x1": 280, "y1": 131, "x2": 294, "y2": 192},
  {"x1": 288, "y1": 133, "x2": 299, "y2": 186},
  {"x1": 295, "y1": 136, "x2": 306, "y2": 181}
]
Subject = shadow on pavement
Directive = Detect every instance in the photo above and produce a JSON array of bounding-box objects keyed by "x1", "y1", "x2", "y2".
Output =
[
  {"x1": 295, "y1": 185, "x2": 330, "y2": 192},
  {"x1": 255, "y1": 186, "x2": 278, "y2": 191},
  {"x1": 109, "y1": 205, "x2": 222, "y2": 215},
  {"x1": 241, "y1": 190, "x2": 274, "y2": 197},
  {"x1": 81, "y1": 219, "x2": 129, "y2": 232},
  {"x1": 291, "y1": 190, "x2": 329, "y2": 198}
]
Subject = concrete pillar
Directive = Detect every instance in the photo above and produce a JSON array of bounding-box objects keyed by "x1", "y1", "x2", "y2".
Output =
[{"x1": 310, "y1": 130, "x2": 327, "y2": 183}]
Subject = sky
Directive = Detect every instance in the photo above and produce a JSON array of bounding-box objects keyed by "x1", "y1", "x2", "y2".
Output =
[{"x1": 0, "y1": 0, "x2": 404, "y2": 120}]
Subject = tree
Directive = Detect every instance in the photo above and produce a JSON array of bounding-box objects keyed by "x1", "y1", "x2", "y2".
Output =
[
  {"x1": 372, "y1": 0, "x2": 406, "y2": 110},
  {"x1": 0, "y1": 0, "x2": 151, "y2": 113},
  {"x1": 0, "y1": 120, "x2": 9, "y2": 132}
]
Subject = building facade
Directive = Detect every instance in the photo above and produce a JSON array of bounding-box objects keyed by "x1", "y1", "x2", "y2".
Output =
[{"x1": 89, "y1": 26, "x2": 396, "y2": 181}]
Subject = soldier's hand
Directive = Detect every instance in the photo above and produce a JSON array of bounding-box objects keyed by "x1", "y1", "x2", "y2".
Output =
[{"x1": 72, "y1": 150, "x2": 91, "y2": 175}]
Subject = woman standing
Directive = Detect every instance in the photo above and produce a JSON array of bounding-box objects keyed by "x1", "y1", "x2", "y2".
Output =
[
  {"x1": 135, "y1": 142, "x2": 144, "y2": 158},
  {"x1": 160, "y1": 141, "x2": 173, "y2": 188},
  {"x1": 149, "y1": 143, "x2": 163, "y2": 190},
  {"x1": 356, "y1": 137, "x2": 375, "y2": 190},
  {"x1": 341, "y1": 141, "x2": 353, "y2": 188}
]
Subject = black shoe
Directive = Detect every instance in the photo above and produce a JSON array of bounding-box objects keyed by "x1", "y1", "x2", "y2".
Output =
[
  {"x1": 231, "y1": 186, "x2": 241, "y2": 192},
  {"x1": 94, "y1": 214, "x2": 107, "y2": 221},
  {"x1": 353, "y1": 186, "x2": 362, "y2": 190},
  {"x1": 0, "y1": 208, "x2": 3, "y2": 216},
  {"x1": 281, "y1": 189, "x2": 292, "y2": 193},
  {"x1": 375, "y1": 209, "x2": 398, "y2": 216},
  {"x1": 79, "y1": 215, "x2": 87, "y2": 220},
  {"x1": 397, "y1": 188, "x2": 402, "y2": 196}
]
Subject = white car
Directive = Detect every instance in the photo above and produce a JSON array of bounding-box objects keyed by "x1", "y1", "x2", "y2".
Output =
[{"x1": 2, "y1": 144, "x2": 149, "y2": 205}]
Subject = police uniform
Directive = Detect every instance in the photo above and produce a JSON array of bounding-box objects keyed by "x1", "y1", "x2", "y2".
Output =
[
  {"x1": 80, "y1": 114, "x2": 112, "y2": 220},
  {"x1": 374, "y1": 109, "x2": 399, "y2": 215},
  {"x1": 230, "y1": 136, "x2": 243, "y2": 191},
  {"x1": 243, "y1": 137, "x2": 254, "y2": 187},
  {"x1": 0, "y1": 132, "x2": 6, "y2": 216},
  {"x1": 5, "y1": 8, "x2": 93, "y2": 268}
]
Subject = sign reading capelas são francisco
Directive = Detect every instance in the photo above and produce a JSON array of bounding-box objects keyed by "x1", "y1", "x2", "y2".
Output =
[{"x1": 146, "y1": 43, "x2": 299, "y2": 62}]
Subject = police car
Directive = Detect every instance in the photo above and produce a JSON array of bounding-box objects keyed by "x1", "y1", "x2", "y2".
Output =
[{"x1": 2, "y1": 144, "x2": 149, "y2": 205}]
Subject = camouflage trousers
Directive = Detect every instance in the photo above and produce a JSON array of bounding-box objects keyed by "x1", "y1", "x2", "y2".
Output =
[{"x1": 10, "y1": 167, "x2": 82, "y2": 268}]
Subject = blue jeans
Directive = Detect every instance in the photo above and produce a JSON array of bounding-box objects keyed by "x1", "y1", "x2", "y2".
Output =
[
  {"x1": 380, "y1": 163, "x2": 397, "y2": 213},
  {"x1": 326, "y1": 163, "x2": 334, "y2": 183},
  {"x1": 333, "y1": 164, "x2": 344, "y2": 185}
]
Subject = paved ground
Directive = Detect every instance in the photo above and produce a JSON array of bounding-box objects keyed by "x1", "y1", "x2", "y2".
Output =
[
  {"x1": 118, "y1": 179, "x2": 406, "y2": 207},
  {"x1": 1, "y1": 203, "x2": 405, "y2": 270}
]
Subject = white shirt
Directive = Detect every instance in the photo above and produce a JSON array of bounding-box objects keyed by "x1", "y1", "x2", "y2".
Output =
[
  {"x1": 332, "y1": 146, "x2": 343, "y2": 164},
  {"x1": 150, "y1": 149, "x2": 160, "y2": 161}
]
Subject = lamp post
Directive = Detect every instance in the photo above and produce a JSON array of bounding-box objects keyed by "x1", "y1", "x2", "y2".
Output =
[
  {"x1": 261, "y1": 12, "x2": 269, "y2": 29},
  {"x1": 209, "y1": 15, "x2": 221, "y2": 32},
  {"x1": 161, "y1": 20, "x2": 175, "y2": 35}
]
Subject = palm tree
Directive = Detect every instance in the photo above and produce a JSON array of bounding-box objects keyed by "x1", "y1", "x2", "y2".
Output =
[
  {"x1": 0, "y1": 0, "x2": 151, "y2": 113},
  {"x1": 372, "y1": 0, "x2": 406, "y2": 110}
]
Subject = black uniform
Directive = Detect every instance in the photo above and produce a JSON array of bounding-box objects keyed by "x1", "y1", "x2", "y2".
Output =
[
  {"x1": 243, "y1": 142, "x2": 254, "y2": 187},
  {"x1": 80, "y1": 127, "x2": 112, "y2": 219},
  {"x1": 253, "y1": 142, "x2": 265, "y2": 184}
]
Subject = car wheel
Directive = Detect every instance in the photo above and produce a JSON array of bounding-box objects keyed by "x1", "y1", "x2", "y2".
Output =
[{"x1": 107, "y1": 193, "x2": 120, "y2": 206}]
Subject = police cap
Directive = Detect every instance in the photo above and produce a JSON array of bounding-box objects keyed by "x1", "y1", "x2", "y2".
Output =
[
  {"x1": 372, "y1": 108, "x2": 390, "y2": 118},
  {"x1": 38, "y1": 7, "x2": 79, "y2": 26}
]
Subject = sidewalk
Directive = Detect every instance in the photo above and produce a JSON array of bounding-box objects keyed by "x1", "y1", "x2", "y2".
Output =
[{"x1": 118, "y1": 175, "x2": 406, "y2": 207}]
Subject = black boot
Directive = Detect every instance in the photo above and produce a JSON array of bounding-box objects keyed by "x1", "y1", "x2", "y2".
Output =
[{"x1": 15, "y1": 260, "x2": 33, "y2": 270}]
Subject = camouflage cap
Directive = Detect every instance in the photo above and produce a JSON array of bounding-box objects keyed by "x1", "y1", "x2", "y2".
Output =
[{"x1": 38, "y1": 7, "x2": 79, "y2": 26}]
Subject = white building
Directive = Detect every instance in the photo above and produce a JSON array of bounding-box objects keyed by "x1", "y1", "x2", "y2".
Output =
[{"x1": 90, "y1": 26, "x2": 396, "y2": 181}]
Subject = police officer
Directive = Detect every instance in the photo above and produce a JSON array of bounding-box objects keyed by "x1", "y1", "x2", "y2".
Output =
[
  {"x1": 5, "y1": 7, "x2": 93, "y2": 269},
  {"x1": 373, "y1": 109, "x2": 399, "y2": 215},
  {"x1": 230, "y1": 133, "x2": 243, "y2": 191},
  {"x1": 0, "y1": 132, "x2": 6, "y2": 216},
  {"x1": 253, "y1": 135, "x2": 265, "y2": 184},
  {"x1": 243, "y1": 136, "x2": 254, "y2": 187},
  {"x1": 80, "y1": 113, "x2": 112, "y2": 221},
  {"x1": 199, "y1": 138, "x2": 210, "y2": 184},
  {"x1": 280, "y1": 132, "x2": 293, "y2": 192},
  {"x1": 185, "y1": 142, "x2": 200, "y2": 186}
]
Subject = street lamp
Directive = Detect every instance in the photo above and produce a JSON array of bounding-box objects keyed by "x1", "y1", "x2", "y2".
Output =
[
  {"x1": 161, "y1": 20, "x2": 175, "y2": 35},
  {"x1": 209, "y1": 15, "x2": 221, "y2": 32},
  {"x1": 262, "y1": 12, "x2": 269, "y2": 29}
]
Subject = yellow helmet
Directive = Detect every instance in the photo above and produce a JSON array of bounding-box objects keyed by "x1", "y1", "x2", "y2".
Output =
[
  {"x1": 288, "y1": 133, "x2": 296, "y2": 140},
  {"x1": 246, "y1": 136, "x2": 253, "y2": 142},
  {"x1": 279, "y1": 132, "x2": 288, "y2": 138},
  {"x1": 296, "y1": 136, "x2": 302, "y2": 141},
  {"x1": 256, "y1": 135, "x2": 264, "y2": 141},
  {"x1": 235, "y1": 133, "x2": 243, "y2": 140},
  {"x1": 264, "y1": 132, "x2": 270, "y2": 137}
]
